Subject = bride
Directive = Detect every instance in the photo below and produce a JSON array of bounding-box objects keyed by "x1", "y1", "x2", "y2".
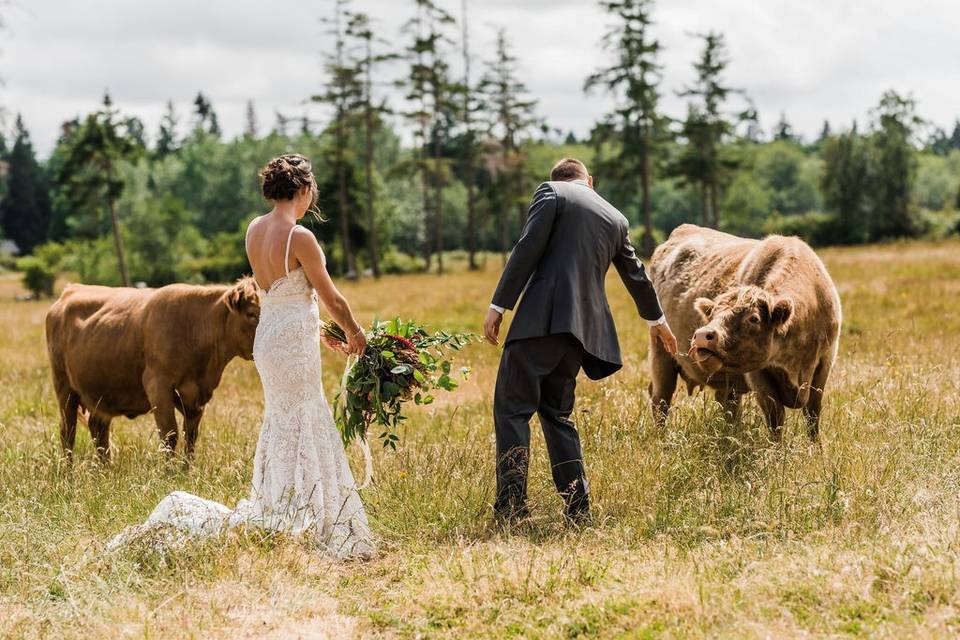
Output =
[{"x1": 109, "y1": 154, "x2": 374, "y2": 560}]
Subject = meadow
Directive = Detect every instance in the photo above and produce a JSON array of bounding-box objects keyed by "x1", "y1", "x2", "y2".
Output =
[{"x1": 1, "y1": 241, "x2": 960, "y2": 639}]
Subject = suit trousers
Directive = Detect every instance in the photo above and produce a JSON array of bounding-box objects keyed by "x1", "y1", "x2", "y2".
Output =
[{"x1": 493, "y1": 333, "x2": 589, "y2": 518}]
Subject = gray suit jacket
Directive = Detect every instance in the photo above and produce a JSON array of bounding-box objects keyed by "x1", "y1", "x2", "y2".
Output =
[{"x1": 491, "y1": 180, "x2": 663, "y2": 380}]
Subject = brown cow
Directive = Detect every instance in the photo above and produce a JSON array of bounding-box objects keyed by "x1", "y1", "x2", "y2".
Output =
[
  {"x1": 45, "y1": 278, "x2": 260, "y2": 459},
  {"x1": 649, "y1": 225, "x2": 841, "y2": 439}
]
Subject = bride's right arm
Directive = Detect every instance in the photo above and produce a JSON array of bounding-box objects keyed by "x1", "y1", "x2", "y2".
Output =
[{"x1": 294, "y1": 230, "x2": 366, "y2": 355}]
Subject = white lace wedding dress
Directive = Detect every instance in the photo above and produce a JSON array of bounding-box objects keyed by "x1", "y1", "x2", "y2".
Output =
[{"x1": 109, "y1": 228, "x2": 374, "y2": 560}]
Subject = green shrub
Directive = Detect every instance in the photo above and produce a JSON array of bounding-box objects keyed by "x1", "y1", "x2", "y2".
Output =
[
  {"x1": 381, "y1": 250, "x2": 426, "y2": 275},
  {"x1": 914, "y1": 208, "x2": 960, "y2": 240},
  {"x1": 762, "y1": 211, "x2": 838, "y2": 246},
  {"x1": 16, "y1": 256, "x2": 56, "y2": 299}
]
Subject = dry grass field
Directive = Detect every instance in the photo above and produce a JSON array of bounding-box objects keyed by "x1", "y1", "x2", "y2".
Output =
[{"x1": 2, "y1": 240, "x2": 960, "y2": 638}]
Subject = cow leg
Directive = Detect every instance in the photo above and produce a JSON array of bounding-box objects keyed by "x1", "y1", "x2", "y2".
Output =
[
  {"x1": 183, "y1": 407, "x2": 204, "y2": 457},
  {"x1": 803, "y1": 357, "x2": 833, "y2": 441},
  {"x1": 52, "y1": 374, "x2": 80, "y2": 457},
  {"x1": 715, "y1": 384, "x2": 742, "y2": 424},
  {"x1": 750, "y1": 370, "x2": 786, "y2": 441},
  {"x1": 649, "y1": 344, "x2": 680, "y2": 429},
  {"x1": 87, "y1": 414, "x2": 112, "y2": 461},
  {"x1": 144, "y1": 372, "x2": 179, "y2": 453}
]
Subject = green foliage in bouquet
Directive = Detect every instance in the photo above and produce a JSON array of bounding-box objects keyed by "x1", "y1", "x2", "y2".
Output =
[{"x1": 322, "y1": 318, "x2": 477, "y2": 449}]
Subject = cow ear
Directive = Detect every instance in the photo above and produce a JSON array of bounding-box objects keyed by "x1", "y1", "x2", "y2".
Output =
[
  {"x1": 694, "y1": 297, "x2": 715, "y2": 320},
  {"x1": 770, "y1": 297, "x2": 794, "y2": 332},
  {"x1": 226, "y1": 278, "x2": 259, "y2": 314}
]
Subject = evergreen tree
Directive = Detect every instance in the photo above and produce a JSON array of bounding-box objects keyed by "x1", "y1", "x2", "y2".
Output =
[
  {"x1": 0, "y1": 131, "x2": 8, "y2": 208},
  {"x1": 192, "y1": 92, "x2": 221, "y2": 138},
  {"x1": 155, "y1": 100, "x2": 179, "y2": 157},
  {"x1": 817, "y1": 120, "x2": 831, "y2": 145},
  {"x1": 773, "y1": 111, "x2": 795, "y2": 141},
  {"x1": 458, "y1": 0, "x2": 484, "y2": 271},
  {"x1": 0, "y1": 115, "x2": 52, "y2": 254},
  {"x1": 867, "y1": 90, "x2": 920, "y2": 239},
  {"x1": 400, "y1": 0, "x2": 458, "y2": 273},
  {"x1": 740, "y1": 100, "x2": 762, "y2": 143},
  {"x1": 949, "y1": 119, "x2": 960, "y2": 151},
  {"x1": 273, "y1": 111, "x2": 290, "y2": 137},
  {"x1": 926, "y1": 127, "x2": 950, "y2": 156},
  {"x1": 674, "y1": 31, "x2": 741, "y2": 228},
  {"x1": 314, "y1": 0, "x2": 363, "y2": 279},
  {"x1": 821, "y1": 124, "x2": 870, "y2": 244},
  {"x1": 670, "y1": 104, "x2": 713, "y2": 225},
  {"x1": 347, "y1": 10, "x2": 394, "y2": 278},
  {"x1": 585, "y1": 0, "x2": 666, "y2": 256},
  {"x1": 479, "y1": 27, "x2": 539, "y2": 258},
  {"x1": 244, "y1": 100, "x2": 259, "y2": 138},
  {"x1": 54, "y1": 93, "x2": 141, "y2": 285}
]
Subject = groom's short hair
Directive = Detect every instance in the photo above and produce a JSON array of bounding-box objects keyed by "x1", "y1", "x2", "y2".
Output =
[{"x1": 550, "y1": 158, "x2": 589, "y2": 182}]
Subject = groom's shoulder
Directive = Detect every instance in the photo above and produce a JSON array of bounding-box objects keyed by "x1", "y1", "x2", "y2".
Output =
[{"x1": 548, "y1": 181, "x2": 621, "y2": 216}]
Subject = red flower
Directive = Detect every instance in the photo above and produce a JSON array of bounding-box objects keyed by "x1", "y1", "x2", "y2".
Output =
[{"x1": 388, "y1": 335, "x2": 417, "y2": 352}]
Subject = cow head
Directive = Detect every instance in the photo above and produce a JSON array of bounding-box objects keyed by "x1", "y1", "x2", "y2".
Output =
[
  {"x1": 224, "y1": 277, "x2": 261, "y2": 360},
  {"x1": 688, "y1": 285, "x2": 793, "y2": 376}
]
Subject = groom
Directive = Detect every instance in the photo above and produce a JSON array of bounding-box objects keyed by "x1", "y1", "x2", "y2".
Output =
[{"x1": 483, "y1": 158, "x2": 678, "y2": 523}]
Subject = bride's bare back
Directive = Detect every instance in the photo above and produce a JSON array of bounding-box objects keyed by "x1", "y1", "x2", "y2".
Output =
[
  {"x1": 245, "y1": 215, "x2": 304, "y2": 292},
  {"x1": 244, "y1": 155, "x2": 365, "y2": 356}
]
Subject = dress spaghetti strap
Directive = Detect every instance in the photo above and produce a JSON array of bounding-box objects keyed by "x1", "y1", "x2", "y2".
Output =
[{"x1": 284, "y1": 225, "x2": 297, "y2": 276}]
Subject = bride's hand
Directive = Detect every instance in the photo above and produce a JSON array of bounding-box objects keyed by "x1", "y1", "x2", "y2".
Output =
[
  {"x1": 346, "y1": 327, "x2": 367, "y2": 356},
  {"x1": 322, "y1": 336, "x2": 347, "y2": 353}
]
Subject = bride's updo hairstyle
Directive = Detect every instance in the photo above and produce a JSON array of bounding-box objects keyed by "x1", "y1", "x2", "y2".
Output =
[{"x1": 259, "y1": 154, "x2": 320, "y2": 217}]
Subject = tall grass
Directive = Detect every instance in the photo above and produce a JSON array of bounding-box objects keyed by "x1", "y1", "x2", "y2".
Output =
[{"x1": 2, "y1": 240, "x2": 960, "y2": 638}]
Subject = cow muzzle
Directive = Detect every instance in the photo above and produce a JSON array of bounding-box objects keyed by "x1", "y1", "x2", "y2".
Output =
[{"x1": 688, "y1": 326, "x2": 724, "y2": 372}]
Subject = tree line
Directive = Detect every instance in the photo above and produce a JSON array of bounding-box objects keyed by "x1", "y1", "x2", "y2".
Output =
[{"x1": 1, "y1": 0, "x2": 959, "y2": 296}]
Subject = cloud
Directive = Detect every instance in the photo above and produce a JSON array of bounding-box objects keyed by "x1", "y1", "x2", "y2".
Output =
[{"x1": 3, "y1": 0, "x2": 958, "y2": 156}]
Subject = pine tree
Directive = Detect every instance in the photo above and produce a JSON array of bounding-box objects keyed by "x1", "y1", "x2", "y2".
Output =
[
  {"x1": 926, "y1": 127, "x2": 950, "y2": 156},
  {"x1": 479, "y1": 27, "x2": 539, "y2": 258},
  {"x1": 273, "y1": 111, "x2": 290, "y2": 137},
  {"x1": 585, "y1": 0, "x2": 666, "y2": 256},
  {"x1": 244, "y1": 100, "x2": 259, "y2": 138},
  {"x1": 670, "y1": 104, "x2": 713, "y2": 226},
  {"x1": 675, "y1": 31, "x2": 741, "y2": 228},
  {"x1": 314, "y1": 0, "x2": 363, "y2": 279},
  {"x1": 818, "y1": 120, "x2": 832, "y2": 143},
  {"x1": 821, "y1": 124, "x2": 870, "y2": 244},
  {"x1": 740, "y1": 100, "x2": 762, "y2": 143},
  {"x1": 192, "y1": 92, "x2": 221, "y2": 138},
  {"x1": 347, "y1": 11, "x2": 394, "y2": 279},
  {"x1": 458, "y1": 0, "x2": 484, "y2": 271},
  {"x1": 155, "y1": 100, "x2": 179, "y2": 157},
  {"x1": 54, "y1": 93, "x2": 141, "y2": 285},
  {"x1": 948, "y1": 119, "x2": 960, "y2": 151},
  {"x1": 0, "y1": 115, "x2": 52, "y2": 254},
  {"x1": 868, "y1": 90, "x2": 920, "y2": 239},
  {"x1": 401, "y1": 0, "x2": 458, "y2": 273},
  {"x1": 773, "y1": 111, "x2": 795, "y2": 141}
]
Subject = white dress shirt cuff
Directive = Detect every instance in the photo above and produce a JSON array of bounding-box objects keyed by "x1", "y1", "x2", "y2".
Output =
[
  {"x1": 646, "y1": 315, "x2": 666, "y2": 327},
  {"x1": 490, "y1": 304, "x2": 506, "y2": 315}
]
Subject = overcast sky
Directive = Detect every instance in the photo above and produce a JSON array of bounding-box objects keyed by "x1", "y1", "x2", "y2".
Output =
[{"x1": 3, "y1": 0, "x2": 958, "y2": 157}]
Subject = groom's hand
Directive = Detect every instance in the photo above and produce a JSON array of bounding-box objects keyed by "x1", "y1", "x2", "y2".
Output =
[
  {"x1": 651, "y1": 322, "x2": 679, "y2": 355},
  {"x1": 483, "y1": 308, "x2": 503, "y2": 346}
]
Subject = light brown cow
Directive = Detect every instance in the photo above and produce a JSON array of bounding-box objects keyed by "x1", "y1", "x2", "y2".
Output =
[
  {"x1": 649, "y1": 224, "x2": 841, "y2": 439},
  {"x1": 45, "y1": 279, "x2": 260, "y2": 459}
]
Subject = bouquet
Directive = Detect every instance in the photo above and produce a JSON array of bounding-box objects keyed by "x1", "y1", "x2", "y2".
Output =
[{"x1": 321, "y1": 318, "x2": 477, "y2": 449}]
